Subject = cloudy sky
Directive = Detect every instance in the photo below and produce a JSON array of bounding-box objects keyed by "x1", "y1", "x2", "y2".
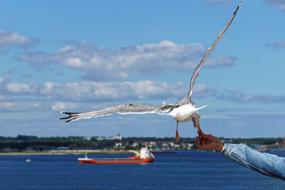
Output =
[{"x1": 1, "y1": 0, "x2": 285, "y2": 138}]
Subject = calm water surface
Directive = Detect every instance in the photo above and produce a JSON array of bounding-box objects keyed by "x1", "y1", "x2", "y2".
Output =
[{"x1": 0, "y1": 150, "x2": 284, "y2": 190}]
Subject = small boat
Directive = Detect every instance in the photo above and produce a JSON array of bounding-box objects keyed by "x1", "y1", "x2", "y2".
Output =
[
  {"x1": 78, "y1": 148, "x2": 155, "y2": 164},
  {"x1": 25, "y1": 159, "x2": 32, "y2": 163}
]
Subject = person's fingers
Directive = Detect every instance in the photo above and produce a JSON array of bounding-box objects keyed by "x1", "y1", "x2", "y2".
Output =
[
  {"x1": 207, "y1": 135, "x2": 219, "y2": 143},
  {"x1": 194, "y1": 137, "x2": 200, "y2": 147},
  {"x1": 198, "y1": 135, "x2": 204, "y2": 144},
  {"x1": 201, "y1": 134, "x2": 218, "y2": 143},
  {"x1": 198, "y1": 134, "x2": 217, "y2": 146},
  {"x1": 200, "y1": 135, "x2": 207, "y2": 146}
]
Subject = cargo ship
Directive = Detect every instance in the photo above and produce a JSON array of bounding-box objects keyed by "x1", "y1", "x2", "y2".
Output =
[{"x1": 78, "y1": 148, "x2": 155, "y2": 164}]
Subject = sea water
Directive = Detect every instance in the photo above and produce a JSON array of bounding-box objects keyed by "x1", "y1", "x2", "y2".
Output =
[{"x1": 0, "y1": 150, "x2": 284, "y2": 190}]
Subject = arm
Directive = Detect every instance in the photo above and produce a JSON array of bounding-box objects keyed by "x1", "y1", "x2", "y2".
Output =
[
  {"x1": 223, "y1": 143, "x2": 285, "y2": 180},
  {"x1": 195, "y1": 133, "x2": 285, "y2": 180}
]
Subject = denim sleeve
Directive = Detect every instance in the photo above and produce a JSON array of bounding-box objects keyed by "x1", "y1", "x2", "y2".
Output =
[{"x1": 223, "y1": 143, "x2": 285, "y2": 180}]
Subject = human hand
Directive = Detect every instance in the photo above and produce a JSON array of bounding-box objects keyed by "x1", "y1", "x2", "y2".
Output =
[{"x1": 194, "y1": 132, "x2": 224, "y2": 152}]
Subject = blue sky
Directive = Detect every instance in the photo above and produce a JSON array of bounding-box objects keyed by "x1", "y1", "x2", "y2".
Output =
[{"x1": 1, "y1": 0, "x2": 285, "y2": 138}]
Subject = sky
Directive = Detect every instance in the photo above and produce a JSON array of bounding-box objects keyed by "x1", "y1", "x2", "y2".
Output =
[{"x1": 1, "y1": 0, "x2": 285, "y2": 138}]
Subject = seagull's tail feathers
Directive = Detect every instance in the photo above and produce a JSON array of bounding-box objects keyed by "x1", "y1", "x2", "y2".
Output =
[
  {"x1": 60, "y1": 112, "x2": 83, "y2": 123},
  {"x1": 195, "y1": 105, "x2": 208, "y2": 112}
]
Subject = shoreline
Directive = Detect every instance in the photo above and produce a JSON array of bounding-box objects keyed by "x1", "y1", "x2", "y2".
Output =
[
  {"x1": 0, "y1": 149, "x2": 180, "y2": 156},
  {"x1": 0, "y1": 150, "x2": 130, "y2": 156}
]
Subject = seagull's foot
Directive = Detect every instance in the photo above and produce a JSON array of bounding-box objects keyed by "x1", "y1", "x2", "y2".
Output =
[
  {"x1": 197, "y1": 127, "x2": 204, "y2": 136},
  {"x1": 175, "y1": 131, "x2": 180, "y2": 143},
  {"x1": 191, "y1": 113, "x2": 204, "y2": 136}
]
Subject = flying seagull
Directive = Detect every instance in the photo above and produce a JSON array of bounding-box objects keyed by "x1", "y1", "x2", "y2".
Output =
[{"x1": 60, "y1": 1, "x2": 242, "y2": 142}]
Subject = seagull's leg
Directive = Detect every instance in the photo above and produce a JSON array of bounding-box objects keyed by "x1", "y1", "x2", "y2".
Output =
[
  {"x1": 192, "y1": 113, "x2": 203, "y2": 135},
  {"x1": 175, "y1": 121, "x2": 180, "y2": 143}
]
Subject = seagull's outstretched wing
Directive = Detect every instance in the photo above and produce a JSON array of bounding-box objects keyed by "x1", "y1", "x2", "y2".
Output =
[
  {"x1": 187, "y1": 1, "x2": 242, "y2": 103},
  {"x1": 60, "y1": 103, "x2": 177, "y2": 122}
]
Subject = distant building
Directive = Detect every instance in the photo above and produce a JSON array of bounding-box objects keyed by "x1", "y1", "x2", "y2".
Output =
[
  {"x1": 169, "y1": 142, "x2": 175, "y2": 147},
  {"x1": 161, "y1": 143, "x2": 169, "y2": 149},
  {"x1": 114, "y1": 143, "x2": 122, "y2": 149},
  {"x1": 113, "y1": 133, "x2": 122, "y2": 140},
  {"x1": 83, "y1": 136, "x2": 92, "y2": 141},
  {"x1": 56, "y1": 146, "x2": 69, "y2": 150},
  {"x1": 148, "y1": 141, "x2": 157, "y2": 148},
  {"x1": 187, "y1": 143, "x2": 193, "y2": 149},
  {"x1": 96, "y1": 137, "x2": 106, "y2": 141},
  {"x1": 96, "y1": 133, "x2": 122, "y2": 141},
  {"x1": 131, "y1": 142, "x2": 139, "y2": 148}
]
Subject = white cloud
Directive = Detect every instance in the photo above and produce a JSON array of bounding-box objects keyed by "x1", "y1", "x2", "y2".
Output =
[
  {"x1": 3, "y1": 71, "x2": 285, "y2": 113},
  {"x1": 2, "y1": 78, "x2": 285, "y2": 114},
  {"x1": 6, "y1": 83, "x2": 33, "y2": 93},
  {"x1": 206, "y1": 0, "x2": 233, "y2": 5},
  {"x1": 0, "y1": 72, "x2": 11, "y2": 86},
  {"x1": 0, "y1": 74, "x2": 36, "y2": 94},
  {"x1": 266, "y1": 0, "x2": 285, "y2": 11},
  {"x1": 216, "y1": 89, "x2": 285, "y2": 103},
  {"x1": 0, "y1": 95, "x2": 7, "y2": 101},
  {"x1": 265, "y1": 40, "x2": 285, "y2": 50},
  {"x1": 207, "y1": 55, "x2": 237, "y2": 68},
  {"x1": 38, "y1": 80, "x2": 186, "y2": 102},
  {"x1": 51, "y1": 102, "x2": 66, "y2": 111},
  {"x1": 65, "y1": 57, "x2": 83, "y2": 68},
  {"x1": 40, "y1": 81, "x2": 57, "y2": 94},
  {"x1": 0, "y1": 73, "x2": 219, "y2": 112},
  {"x1": 0, "y1": 30, "x2": 34, "y2": 52},
  {"x1": 0, "y1": 74, "x2": 189, "y2": 102},
  {"x1": 0, "y1": 101, "x2": 41, "y2": 111},
  {"x1": 20, "y1": 41, "x2": 237, "y2": 81}
]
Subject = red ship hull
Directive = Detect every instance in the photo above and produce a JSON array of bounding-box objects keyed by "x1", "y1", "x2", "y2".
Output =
[{"x1": 78, "y1": 157, "x2": 154, "y2": 164}]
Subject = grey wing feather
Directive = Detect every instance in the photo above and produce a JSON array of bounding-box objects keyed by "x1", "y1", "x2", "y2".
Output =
[
  {"x1": 60, "y1": 103, "x2": 172, "y2": 123},
  {"x1": 187, "y1": 1, "x2": 242, "y2": 103}
]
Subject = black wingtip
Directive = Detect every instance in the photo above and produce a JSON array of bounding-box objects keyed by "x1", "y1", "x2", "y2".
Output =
[
  {"x1": 59, "y1": 112, "x2": 80, "y2": 122},
  {"x1": 59, "y1": 116, "x2": 70, "y2": 120}
]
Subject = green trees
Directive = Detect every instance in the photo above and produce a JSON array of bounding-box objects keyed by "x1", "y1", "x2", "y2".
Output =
[{"x1": 0, "y1": 135, "x2": 283, "y2": 152}]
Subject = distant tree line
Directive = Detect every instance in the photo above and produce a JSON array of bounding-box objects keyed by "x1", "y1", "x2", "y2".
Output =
[
  {"x1": 0, "y1": 135, "x2": 108, "y2": 151},
  {"x1": 221, "y1": 137, "x2": 284, "y2": 146},
  {"x1": 0, "y1": 135, "x2": 283, "y2": 152}
]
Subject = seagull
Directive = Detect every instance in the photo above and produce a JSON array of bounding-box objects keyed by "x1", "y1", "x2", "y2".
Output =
[{"x1": 60, "y1": 1, "x2": 241, "y2": 142}]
